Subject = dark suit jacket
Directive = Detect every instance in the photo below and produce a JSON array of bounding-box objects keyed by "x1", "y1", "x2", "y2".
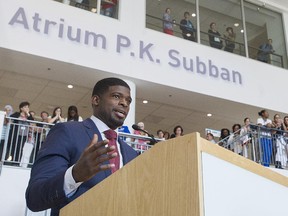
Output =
[{"x1": 26, "y1": 118, "x2": 138, "y2": 216}]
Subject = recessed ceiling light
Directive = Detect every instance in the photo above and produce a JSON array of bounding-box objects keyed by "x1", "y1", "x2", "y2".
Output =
[
  {"x1": 240, "y1": 29, "x2": 244, "y2": 33},
  {"x1": 143, "y1": 100, "x2": 148, "y2": 104},
  {"x1": 67, "y1": 84, "x2": 73, "y2": 89},
  {"x1": 234, "y1": 23, "x2": 239, "y2": 27},
  {"x1": 207, "y1": 113, "x2": 212, "y2": 117},
  {"x1": 191, "y1": 13, "x2": 196, "y2": 17}
]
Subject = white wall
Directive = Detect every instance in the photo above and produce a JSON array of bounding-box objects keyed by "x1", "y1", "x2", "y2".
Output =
[
  {"x1": 202, "y1": 153, "x2": 288, "y2": 216},
  {"x1": 0, "y1": 166, "x2": 49, "y2": 216},
  {"x1": 1, "y1": 0, "x2": 288, "y2": 115}
]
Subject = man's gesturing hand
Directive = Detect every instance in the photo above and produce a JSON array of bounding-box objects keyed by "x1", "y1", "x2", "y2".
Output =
[{"x1": 72, "y1": 134, "x2": 117, "y2": 183}]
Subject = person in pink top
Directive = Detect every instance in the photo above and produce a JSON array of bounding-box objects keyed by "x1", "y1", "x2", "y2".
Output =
[{"x1": 132, "y1": 122, "x2": 148, "y2": 151}]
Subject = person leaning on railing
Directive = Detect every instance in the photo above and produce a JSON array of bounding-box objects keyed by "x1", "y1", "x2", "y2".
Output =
[
  {"x1": 132, "y1": 122, "x2": 149, "y2": 150},
  {"x1": 7, "y1": 102, "x2": 34, "y2": 163},
  {"x1": 179, "y1": 11, "x2": 196, "y2": 42},
  {"x1": 257, "y1": 39, "x2": 275, "y2": 63},
  {"x1": 256, "y1": 109, "x2": 273, "y2": 167},
  {"x1": 218, "y1": 128, "x2": 230, "y2": 148},
  {"x1": 223, "y1": 27, "x2": 236, "y2": 53},
  {"x1": 163, "y1": 8, "x2": 174, "y2": 35},
  {"x1": 240, "y1": 117, "x2": 251, "y2": 158},
  {"x1": 271, "y1": 114, "x2": 288, "y2": 169},
  {"x1": 227, "y1": 124, "x2": 242, "y2": 155},
  {"x1": 48, "y1": 107, "x2": 65, "y2": 124},
  {"x1": 0, "y1": 105, "x2": 13, "y2": 160},
  {"x1": 208, "y1": 22, "x2": 223, "y2": 50}
]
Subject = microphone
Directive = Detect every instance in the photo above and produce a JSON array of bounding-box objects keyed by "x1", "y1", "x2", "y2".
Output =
[{"x1": 132, "y1": 124, "x2": 158, "y2": 145}]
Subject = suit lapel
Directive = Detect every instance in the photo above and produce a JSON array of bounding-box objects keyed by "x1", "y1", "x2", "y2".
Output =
[
  {"x1": 83, "y1": 118, "x2": 101, "y2": 140},
  {"x1": 118, "y1": 138, "x2": 128, "y2": 164},
  {"x1": 83, "y1": 118, "x2": 112, "y2": 177}
]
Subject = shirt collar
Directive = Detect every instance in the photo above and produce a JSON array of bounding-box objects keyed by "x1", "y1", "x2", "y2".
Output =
[{"x1": 90, "y1": 115, "x2": 117, "y2": 134}]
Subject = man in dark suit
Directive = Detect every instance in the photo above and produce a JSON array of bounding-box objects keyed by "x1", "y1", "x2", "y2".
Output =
[{"x1": 26, "y1": 77, "x2": 138, "y2": 216}]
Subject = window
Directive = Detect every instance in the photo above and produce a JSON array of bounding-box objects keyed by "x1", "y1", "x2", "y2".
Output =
[
  {"x1": 199, "y1": 0, "x2": 245, "y2": 56},
  {"x1": 145, "y1": 0, "x2": 287, "y2": 68},
  {"x1": 244, "y1": 1, "x2": 287, "y2": 68},
  {"x1": 59, "y1": 0, "x2": 119, "y2": 19}
]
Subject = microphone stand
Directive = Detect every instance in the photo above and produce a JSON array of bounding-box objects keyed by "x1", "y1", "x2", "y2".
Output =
[{"x1": 132, "y1": 124, "x2": 158, "y2": 145}]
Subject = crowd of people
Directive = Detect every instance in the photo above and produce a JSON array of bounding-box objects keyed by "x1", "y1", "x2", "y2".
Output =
[
  {"x1": 161, "y1": 8, "x2": 276, "y2": 61},
  {"x1": 130, "y1": 109, "x2": 288, "y2": 169},
  {"x1": 205, "y1": 110, "x2": 287, "y2": 169},
  {"x1": 1, "y1": 101, "x2": 287, "y2": 170},
  {"x1": 0, "y1": 102, "x2": 84, "y2": 166},
  {"x1": 162, "y1": 8, "x2": 236, "y2": 52},
  {"x1": 0, "y1": 80, "x2": 287, "y2": 216}
]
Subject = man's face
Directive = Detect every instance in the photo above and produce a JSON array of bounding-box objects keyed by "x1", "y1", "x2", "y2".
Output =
[{"x1": 92, "y1": 85, "x2": 132, "y2": 130}]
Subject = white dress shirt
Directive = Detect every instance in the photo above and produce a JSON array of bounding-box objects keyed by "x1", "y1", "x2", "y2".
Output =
[{"x1": 63, "y1": 116, "x2": 123, "y2": 196}]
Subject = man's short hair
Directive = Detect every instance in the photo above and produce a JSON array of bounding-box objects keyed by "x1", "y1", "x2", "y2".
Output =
[
  {"x1": 19, "y1": 101, "x2": 30, "y2": 110},
  {"x1": 92, "y1": 77, "x2": 130, "y2": 97}
]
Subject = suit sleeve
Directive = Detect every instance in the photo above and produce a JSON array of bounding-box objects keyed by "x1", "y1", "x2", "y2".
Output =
[{"x1": 26, "y1": 123, "x2": 76, "y2": 211}]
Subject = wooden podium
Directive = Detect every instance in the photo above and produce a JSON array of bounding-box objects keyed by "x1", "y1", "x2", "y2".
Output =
[{"x1": 60, "y1": 133, "x2": 288, "y2": 216}]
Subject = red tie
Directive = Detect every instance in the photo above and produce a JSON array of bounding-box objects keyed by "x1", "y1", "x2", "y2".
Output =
[{"x1": 104, "y1": 129, "x2": 120, "y2": 173}]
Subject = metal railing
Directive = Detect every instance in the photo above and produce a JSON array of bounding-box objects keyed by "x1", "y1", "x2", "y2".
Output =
[
  {"x1": 118, "y1": 132, "x2": 163, "y2": 154},
  {"x1": 146, "y1": 14, "x2": 284, "y2": 69},
  {"x1": 2, "y1": 116, "x2": 287, "y2": 169},
  {"x1": 0, "y1": 117, "x2": 162, "y2": 167},
  {"x1": 1, "y1": 117, "x2": 54, "y2": 167},
  {"x1": 217, "y1": 124, "x2": 288, "y2": 169}
]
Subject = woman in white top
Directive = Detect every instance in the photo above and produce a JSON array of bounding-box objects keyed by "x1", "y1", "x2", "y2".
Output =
[
  {"x1": 256, "y1": 109, "x2": 273, "y2": 167},
  {"x1": 228, "y1": 124, "x2": 242, "y2": 155},
  {"x1": 240, "y1": 117, "x2": 251, "y2": 158},
  {"x1": 65, "y1": 105, "x2": 83, "y2": 122}
]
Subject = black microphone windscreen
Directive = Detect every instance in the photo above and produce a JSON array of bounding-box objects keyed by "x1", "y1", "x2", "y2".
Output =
[{"x1": 132, "y1": 124, "x2": 140, "y2": 130}]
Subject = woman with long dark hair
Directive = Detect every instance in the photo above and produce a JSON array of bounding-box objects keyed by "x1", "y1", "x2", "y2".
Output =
[
  {"x1": 65, "y1": 105, "x2": 83, "y2": 122},
  {"x1": 48, "y1": 107, "x2": 65, "y2": 124},
  {"x1": 218, "y1": 128, "x2": 230, "y2": 148}
]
